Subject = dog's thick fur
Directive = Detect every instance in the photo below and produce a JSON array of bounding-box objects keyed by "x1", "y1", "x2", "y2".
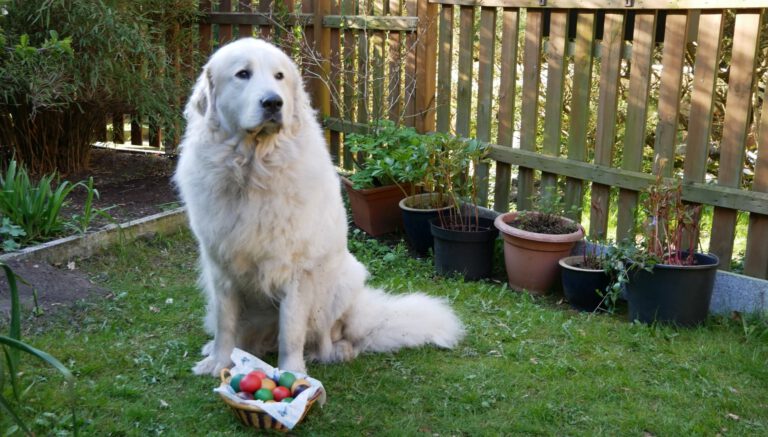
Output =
[{"x1": 174, "y1": 38, "x2": 464, "y2": 376}]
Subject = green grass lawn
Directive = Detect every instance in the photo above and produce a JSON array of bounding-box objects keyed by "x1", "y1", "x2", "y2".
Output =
[{"x1": 2, "y1": 228, "x2": 767, "y2": 436}]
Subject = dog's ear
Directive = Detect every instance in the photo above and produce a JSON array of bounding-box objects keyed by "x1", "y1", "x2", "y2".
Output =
[{"x1": 185, "y1": 67, "x2": 219, "y2": 129}]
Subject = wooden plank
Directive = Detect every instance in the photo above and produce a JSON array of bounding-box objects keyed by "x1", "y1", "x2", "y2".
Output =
[
  {"x1": 517, "y1": 9, "x2": 544, "y2": 211},
  {"x1": 303, "y1": 0, "x2": 317, "y2": 106},
  {"x1": 744, "y1": 70, "x2": 768, "y2": 278},
  {"x1": 710, "y1": 10, "x2": 762, "y2": 270},
  {"x1": 204, "y1": 11, "x2": 314, "y2": 26},
  {"x1": 218, "y1": 0, "x2": 234, "y2": 44},
  {"x1": 323, "y1": 15, "x2": 418, "y2": 31},
  {"x1": 589, "y1": 11, "x2": 624, "y2": 239},
  {"x1": 414, "y1": 0, "x2": 438, "y2": 133},
  {"x1": 199, "y1": 0, "x2": 213, "y2": 56},
  {"x1": 455, "y1": 5, "x2": 474, "y2": 137},
  {"x1": 130, "y1": 114, "x2": 142, "y2": 146},
  {"x1": 563, "y1": 11, "x2": 594, "y2": 223},
  {"x1": 616, "y1": 11, "x2": 655, "y2": 242},
  {"x1": 316, "y1": 0, "x2": 332, "y2": 149},
  {"x1": 540, "y1": 10, "x2": 568, "y2": 200},
  {"x1": 112, "y1": 114, "x2": 125, "y2": 144},
  {"x1": 404, "y1": 0, "x2": 417, "y2": 127},
  {"x1": 475, "y1": 6, "x2": 497, "y2": 207},
  {"x1": 258, "y1": 0, "x2": 271, "y2": 39},
  {"x1": 653, "y1": 11, "x2": 689, "y2": 177},
  {"x1": 436, "y1": 4, "x2": 454, "y2": 133},
  {"x1": 371, "y1": 1, "x2": 386, "y2": 121},
  {"x1": 426, "y1": 0, "x2": 768, "y2": 9},
  {"x1": 329, "y1": 0, "x2": 342, "y2": 164},
  {"x1": 493, "y1": 7, "x2": 520, "y2": 212},
  {"x1": 487, "y1": 146, "x2": 768, "y2": 215},
  {"x1": 341, "y1": 0, "x2": 356, "y2": 169},
  {"x1": 387, "y1": 0, "x2": 404, "y2": 121},
  {"x1": 683, "y1": 10, "x2": 723, "y2": 183},
  {"x1": 356, "y1": 26, "x2": 370, "y2": 125},
  {"x1": 238, "y1": 0, "x2": 253, "y2": 38}
]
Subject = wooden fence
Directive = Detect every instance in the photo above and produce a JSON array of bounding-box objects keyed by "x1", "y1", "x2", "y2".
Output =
[{"x1": 198, "y1": 0, "x2": 768, "y2": 280}]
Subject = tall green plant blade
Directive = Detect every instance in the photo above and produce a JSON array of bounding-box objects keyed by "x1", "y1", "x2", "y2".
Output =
[
  {"x1": 0, "y1": 393, "x2": 32, "y2": 436},
  {"x1": 1, "y1": 263, "x2": 21, "y2": 363},
  {"x1": 0, "y1": 336, "x2": 73, "y2": 381}
]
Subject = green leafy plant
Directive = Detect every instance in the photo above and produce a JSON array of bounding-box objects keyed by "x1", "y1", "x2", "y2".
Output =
[
  {"x1": 0, "y1": 159, "x2": 102, "y2": 244},
  {"x1": 0, "y1": 262, "x2": 77, "y2": 435},
  {"x1": 511, "y1": 186, "x2": 580, "y2": 234},
  {"x1": 0, "y1": 217, "x2": 25, "y2": 252},
  {"x1": 433, "y1": 136, "x2": 489, "y2": 231}
]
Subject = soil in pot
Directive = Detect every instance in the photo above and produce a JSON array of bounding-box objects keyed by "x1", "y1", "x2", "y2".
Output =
[
  {"x1": 399, "y1": 193, "x2": 454, "y2": 256},
  {"x1": 494, "y1": 212, "x2": 584, "y2": 295},
  {"x1": 559, "y1": 255, "x2": 610, "y2": 312},
  {"x1": 430, "y1": 217, "x2": 498, "y2": 280},
  {"x1": 625, "y1": 252, "x2": 719, "y2": 327}
]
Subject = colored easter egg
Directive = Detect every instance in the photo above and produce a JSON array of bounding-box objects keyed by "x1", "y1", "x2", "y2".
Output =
[
  {"x1": 282, "y1": 397, "x2": 294, "y2": 403},
  {"x1": 260, "y1": 377, "x2": 277, "y2": 391},
  {"x1": 239, "y1": 371, "x2": 263, "y2": 393},
  {"x1": 291, "y1": 378, "x2": 310, "y2": 392},
  {"x1": 278, "y1": 372, "x2": 296, "y2": 388},
  {"x1": 272, "y1": 386, "x2": 291, "y2": 402},
  {"x1": 230, "y1": 373, "x2": 245, "y2": 392},
  {"x1": 254, "y1": 388, "x2": 274, "y2": 401},
  {"x1": 292, "y1": 383, "x2": 311, "y2": 397}
]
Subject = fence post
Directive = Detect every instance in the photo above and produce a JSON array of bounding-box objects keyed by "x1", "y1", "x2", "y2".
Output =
[
  {"x1": 314, "y1": 0, "x2": 331, "y2": 146},
  {"x1": 414, "y1": 0, "x2": 437, "y2": 133}
]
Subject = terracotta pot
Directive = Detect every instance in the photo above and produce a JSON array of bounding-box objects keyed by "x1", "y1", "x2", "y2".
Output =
[
  {"x1": 342, "y1": 176, "x2": 409, "y2": 236},
  {"x1": 494, "y1": 212, "x2": 584, "y2": 295}
]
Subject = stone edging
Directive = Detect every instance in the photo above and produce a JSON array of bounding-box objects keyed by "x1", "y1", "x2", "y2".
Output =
[{"x1": 0, "y1": 207, "x2": 189, "y2": 265}]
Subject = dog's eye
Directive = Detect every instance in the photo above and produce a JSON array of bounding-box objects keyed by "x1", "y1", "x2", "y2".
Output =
[
  {"x1": 275, "y1": 72, "x2": 284, "y2": 80},
  {"x1": 235, "y1": 70, "x2": 251, "y2": 80}
]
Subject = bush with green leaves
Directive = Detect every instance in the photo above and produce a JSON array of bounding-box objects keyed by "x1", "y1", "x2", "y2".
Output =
[{"x1": 0, "y1": 0, "x2": 199, "y2": 174}]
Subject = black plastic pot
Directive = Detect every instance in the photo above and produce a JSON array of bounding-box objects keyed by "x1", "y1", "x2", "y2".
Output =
[
  {"x1": 625, "y1": 252, "x2": 719, "y2": 326},
  {"x1": 430, "y1": 217, "x2": 498, "y2": 280},
  {"x1": 559, "y1": 255, "x2": 611, "y2": 312},
  {"x1": 399, "y1": 194, "x2": 454, "y2": 256}
]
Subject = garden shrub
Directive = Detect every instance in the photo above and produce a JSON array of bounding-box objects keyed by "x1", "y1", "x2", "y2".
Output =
[{"x1": 0, "y1": 0, "x2": 200, "y2": 174}]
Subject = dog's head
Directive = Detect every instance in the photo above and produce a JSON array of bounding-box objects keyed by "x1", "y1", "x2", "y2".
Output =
[{"x1": 186, "y1": 38, "x2": 310, "y2": 138}]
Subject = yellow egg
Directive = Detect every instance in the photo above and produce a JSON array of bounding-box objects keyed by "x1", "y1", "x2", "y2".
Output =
[{"x1": 260, "y1": 378, "x2": 277, "y2": 391}]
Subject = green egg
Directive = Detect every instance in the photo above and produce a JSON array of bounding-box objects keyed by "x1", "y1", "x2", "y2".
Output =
[
  {"x1": 254, "y1": 388, "x2": 274, "y2": 401},
  {"x1": 282, "y1": 397, "x2": 294, "y2": 403},
  {"x1": 278, "y1": 372, "x2": 296, "y2": 388},
  {"x1": 230, "y1": 373, "x2": 245, "y2": 392}
]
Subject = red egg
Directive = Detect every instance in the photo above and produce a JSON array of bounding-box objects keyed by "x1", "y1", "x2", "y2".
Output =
[
  {"x1": 272, "y1": 386, "x2": 291, "y2": 402},
  {"x1": 239, "y1": 371, "x2": 263, "y2": 393}
]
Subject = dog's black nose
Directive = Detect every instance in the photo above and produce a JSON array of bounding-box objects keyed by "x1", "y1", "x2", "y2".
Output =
[{"x1": 261, "y1": 93, "x2": 283, "y2": 113}]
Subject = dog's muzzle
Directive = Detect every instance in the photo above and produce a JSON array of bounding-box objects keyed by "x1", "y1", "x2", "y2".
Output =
[{"x1": 261, "y1": 93, "x2": 283, "y2": 124}]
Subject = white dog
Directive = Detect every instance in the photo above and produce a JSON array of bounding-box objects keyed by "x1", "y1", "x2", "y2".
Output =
[{"x1": 174, "y1": 38, "x2": 464, "y2": 376}]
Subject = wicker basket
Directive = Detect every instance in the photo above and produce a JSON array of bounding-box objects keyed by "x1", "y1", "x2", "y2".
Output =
[{"x1": 219, "y1": 368, "x2": 321, "y2": 432}]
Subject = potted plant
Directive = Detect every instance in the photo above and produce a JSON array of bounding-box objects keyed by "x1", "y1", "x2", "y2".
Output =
[
  {"x1": 494, "y1": 187, "x2": 585, "y2": 295},
  {"x1": 398, "y1": 132, "x2": 456, "y2": 256},
  {"x1": 559, "y1": 240, "x2": 612, "y2": 312},
  {"x1": 621, "y1": 157, "x2": 719, "y2": 326},
  {"x1": 341, "y1": 120, "x2": 425, "y2": 236},
  {"x1": 428, "y1": 137, "x2": 498, "y2": 280}
]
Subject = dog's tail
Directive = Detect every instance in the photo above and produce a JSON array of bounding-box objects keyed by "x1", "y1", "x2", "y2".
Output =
[{"x1": 342, "y1": 287, "x2": 465, "y2": 354}]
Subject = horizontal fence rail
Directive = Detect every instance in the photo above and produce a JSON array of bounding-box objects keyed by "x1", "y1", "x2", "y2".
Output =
[{"x1": 197, "y1": 1, "x2": 768, "y2": 280}]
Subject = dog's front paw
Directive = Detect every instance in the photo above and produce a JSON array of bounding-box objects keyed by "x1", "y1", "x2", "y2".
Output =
[
  {"x1": 331, "y1": 339, "x2": 358, "y2": 362},
  {"x1": 192, "y1": 355, "x2": 231, "y2": 376},
  {"x1": 278, "y1": 356, "x2": 307, "y2": 375}
]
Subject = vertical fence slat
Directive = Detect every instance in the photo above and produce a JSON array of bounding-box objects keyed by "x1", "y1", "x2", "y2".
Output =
[
  {"x1": 616, "y1": 11, "x2": 656, "y2": 242},
  {"x1": 341, "y1": 0, "x2": 357, "y2": 168},
  {"x1": 540, "y1": 10, "x2": 568, "y2": 199},
  {"x1": 329, "y1": 0, "x2": 341, "y2": 164},
  {"x1": 455, "y1": 5, "x2": 474, "y2": 137},
  {"x1": 494, "y1": 7, "x2": 520, "y2": 212},
  {"x1": 130, "y1": 114, "x2": 142, "y2": 146},
  {"x1": 219, "y1": 0, "x2": 234, "y2": 44},
  {"x1": 436, "y1": 4, "x2": 454, "y2": 133},
  {"x1": 372, "y1": 1, "x2": 386, "y2": 122},
  {"x1": 112, "y1": 114, "x2": 124, "y2": 144},
  {"x1": 388, "y1": 0, "x2": 403, "y2": 121},
  {"x1": 415, "y1": 0, "x2": 438, "y2": 133},
  {"x1": 404, "y1": 0, "x2": 417, "y2": 127},
  {"x1": 564, "y1": 11, "x2": 595, "y2": 222},
  {"x1": 710, "y1": 10, "x2": 762, "y2": 270},
  {"x1": 744, "y1": 77, "x2": 768, "y2": 278},
  {"x1": 199, "y1": 0, "x2": 213, "y2": 55},
  {"x1": 475, "y1": 6, "x2": 497, "y2": 207},
  {"x1": 517, "y1": 9, "x2": 544, "y2": 212},
  {"x1": 684, "y1": 11, "x2": 723, "y2": 183},
  {"x1": 238, "y1": 0, "x2": 253, "y2": 38},
  {"x1": 258, "y1": 0, "x2": 271, "y2": 39},
  {"x1": 589, "y1": 11, "x2": 624, "y2": 239},
  {"x1": 653, "y1": 11, "x2": 690, "y2": 176},
  {"x1": 315, "y1": 0, "x2": 332, "y2": 151},
  {"x1": 303, "y1": 0, "x2": 318, "y2": 106},
  {"x1": 356, "y1": 17, "x2": 370, "y2": 127}
]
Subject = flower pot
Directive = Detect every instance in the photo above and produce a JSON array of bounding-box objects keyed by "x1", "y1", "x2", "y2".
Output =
[
  {"x1": 430, "y1": 217, "x2": 498, "y2": 280},
  {"x1": 342, "y1": 176, "x2": 409, "y2": 237},
  {"x1": 559, "y1": 255, "x2": 610, "y2": 312},
  {"x1": 494, "y1": 212, "x2": 584, "y2": 295},
  {"x1": 625, "y1": 252, "x2": 719, "y2": 326},
  {"x1": 399, "y1": 193, "x2": 454, "y2": 256}
]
